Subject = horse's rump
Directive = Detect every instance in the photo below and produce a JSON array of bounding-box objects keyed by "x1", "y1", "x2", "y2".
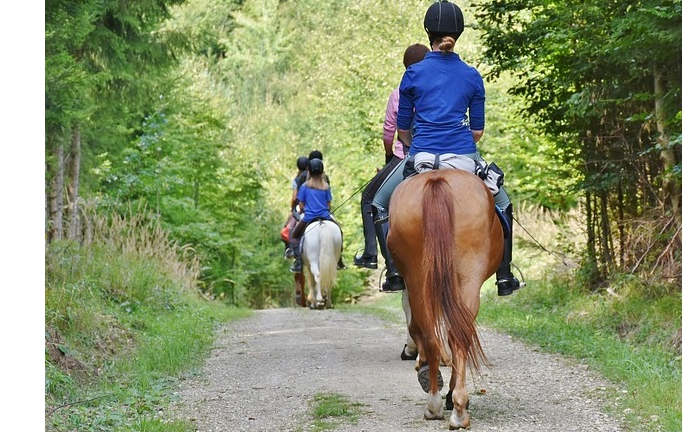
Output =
[
  {"x1": 388, "y1": 169, "x2": 503, "y2": 372},
  {"x1": 302, "y1": 219, "x2": 342, "y2": 309}
]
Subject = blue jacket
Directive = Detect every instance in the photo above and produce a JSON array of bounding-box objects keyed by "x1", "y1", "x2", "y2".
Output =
[
  {"x1": 397, "y1": 51, "x2": 485, "y2": 156},
  {"x1": 297, "y1": 185, "x2": 332, "y2": 223}
]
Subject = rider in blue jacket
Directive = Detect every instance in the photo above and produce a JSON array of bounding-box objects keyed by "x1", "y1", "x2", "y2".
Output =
[{"x1": 372, "y1": 0, "x2": 523, "y2": 296}]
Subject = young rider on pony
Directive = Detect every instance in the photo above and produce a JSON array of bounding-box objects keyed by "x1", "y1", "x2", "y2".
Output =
[
  {"x1": 290, "y1": 158, "x2": 344, "y2": 273},
  {"x1": 372, "y1": 0, "x2": 523, "y2": 296}
]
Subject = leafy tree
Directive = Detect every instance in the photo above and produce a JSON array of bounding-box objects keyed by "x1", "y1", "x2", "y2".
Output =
[
  {"x1": 45, "y1": 0, "x2": 188, "y2": 241},
  {"x1": 473, "y1": 0, "x2": 681, "y2": 286}
]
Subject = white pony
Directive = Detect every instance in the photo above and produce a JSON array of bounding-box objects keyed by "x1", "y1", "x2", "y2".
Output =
[{"x1": 301, "y1": 219, "x2": 342, "y2": 309}]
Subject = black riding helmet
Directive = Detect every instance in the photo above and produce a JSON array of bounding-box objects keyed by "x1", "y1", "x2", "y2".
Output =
[
  {"x1": 296, "y1": 156, "x2": 309, "y2": 171},
  {"x1": 424, "y1": 0, "x2": 464, "y2": 42},
  {"x1": 308, "y1": 158, "x2": 324, "y2": 175}
]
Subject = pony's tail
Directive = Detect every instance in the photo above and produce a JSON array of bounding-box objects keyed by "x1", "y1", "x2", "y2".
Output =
[
  {"x1": 318, "y1": 222, "x2": 339, "y2": 293},
  {"x1": 422, "y1": 177, "x2": 487, "y2": 374}
]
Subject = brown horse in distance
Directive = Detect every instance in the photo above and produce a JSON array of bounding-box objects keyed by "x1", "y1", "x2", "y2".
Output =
[{"x1": 387, "y1": 169, "x2": 504, "y2": 429}]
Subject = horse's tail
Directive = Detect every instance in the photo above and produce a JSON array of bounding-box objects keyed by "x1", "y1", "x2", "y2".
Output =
[
  {"x1": 318, "y1": 221, "x2": 339, "y2": 292},
  {"x1": 422, "y1": 176, "x2": 487, "y2": 373}
]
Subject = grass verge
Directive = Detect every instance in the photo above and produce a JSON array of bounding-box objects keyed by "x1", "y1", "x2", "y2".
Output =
[
  {"x1": 478, "y1": 275, "x2": 682, "y2": 432},
  {"x1": 309, "y1": 392, "x2": 366, "y2": 432},
  {"x1": 45, "y1": 233, "x2": 251, "y2": 432}
]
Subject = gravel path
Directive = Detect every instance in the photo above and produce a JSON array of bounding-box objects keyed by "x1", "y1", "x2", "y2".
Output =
[{"x1": 171, "y1": 301, "x2": 626, "y2": 432}]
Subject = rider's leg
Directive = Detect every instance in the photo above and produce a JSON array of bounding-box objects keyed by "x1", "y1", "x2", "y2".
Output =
[
  {"x1": 284, "y1": 217, "x2": 297, "y2": 258},
  {"x1": 464, "y1": 152, "x2": 522, "y2": 296},
  {"x1": 290, "y1": 220, "x2": 306, "y2": 273},
  {"x1": 494, "y1": 188, "x2": 521, "y2": 296},
  {"x1": 373, "y1": 212, "x2": 405, "y2": 291},
  {"x1": 372, "y1": 158, "x2": 407, "y2": 292},
  {"x1": 355, "y1": 180, "x2": 380, "y2": 269}
]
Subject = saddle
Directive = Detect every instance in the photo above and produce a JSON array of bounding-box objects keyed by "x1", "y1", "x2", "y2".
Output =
[{"x1": 402, "y1": 152, "x2": 510, "y2": 238}]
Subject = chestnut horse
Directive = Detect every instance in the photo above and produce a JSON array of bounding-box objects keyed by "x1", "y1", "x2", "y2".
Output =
[{"x1": 388, "y1": 169, "x2": 504, "y2": 430}]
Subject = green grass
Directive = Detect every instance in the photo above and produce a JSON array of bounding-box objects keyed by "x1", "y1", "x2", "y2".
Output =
[
  {"x1": 45, "y1": 234, "x2": 252, "y2": 432},
  {"x1": 478, "y1": 277, "x2": 682, "y2": 432},
  {"x1": 309, "y1": 392, "x2": 366, "y2": 431}
]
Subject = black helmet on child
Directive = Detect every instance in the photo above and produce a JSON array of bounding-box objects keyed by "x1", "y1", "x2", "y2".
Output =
[
  {"x1": 308, "y1": 158, "x2": 324, "y2": 175},
  {"x1": 296, "y1": 156, "x2": 309, "y2": 171},
  {"x1": 424, "y1": 0, "x2": 464, "y2": 41}
]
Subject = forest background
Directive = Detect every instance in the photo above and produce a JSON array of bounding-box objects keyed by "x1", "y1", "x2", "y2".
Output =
[{"x1": 28, "y1": 0, "x2": 684, "y2": 430}]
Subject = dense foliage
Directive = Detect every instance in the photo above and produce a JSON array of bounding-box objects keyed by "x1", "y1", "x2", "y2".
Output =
[
  {"x1": 45, "y1": 0, "x2": 680, "y2": 300},
  {"x1": 43, "y1": 2, "x2": 681, "y2": 429},
  {"x1": 473, "y1": 0, "x2": 682, "y2": 287}
]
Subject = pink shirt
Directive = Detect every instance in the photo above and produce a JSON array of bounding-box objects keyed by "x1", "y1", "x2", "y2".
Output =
[{"x1": 383, "y1": 87, "x2": 405, "y2": 159}]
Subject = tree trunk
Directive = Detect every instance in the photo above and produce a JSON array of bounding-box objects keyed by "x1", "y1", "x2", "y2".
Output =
[
  {"x1": 48, "y1": 139, "x2": 65, "y2": 243},
  {"x1": 599, "y1": 190, "x2": 612, "y2": 274},
  {"x1": 654, "y1": 66, "x2": 680, "y2": 215},
  {"x1": 67, "y1": 124, "x2": 82, "y2": 241}
]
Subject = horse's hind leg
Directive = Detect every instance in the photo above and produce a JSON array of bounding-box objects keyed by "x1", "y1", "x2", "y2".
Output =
[
  {"x1": 401, "y1": 289, "x2": 418, "y2": 360},
  {"x1": 310, "y1": 266, "x2": 325, "y2": 309},
  {"x1": 422, "y1": 355, "x2": 444, "y2": 420},
  {"x1": 448, "y1": 355, "x2": 471, "y2": 429}
]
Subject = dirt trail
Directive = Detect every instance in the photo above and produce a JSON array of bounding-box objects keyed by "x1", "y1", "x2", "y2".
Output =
[{"x1": 171, "y1": 301, "x2": 626, "y2": 432}]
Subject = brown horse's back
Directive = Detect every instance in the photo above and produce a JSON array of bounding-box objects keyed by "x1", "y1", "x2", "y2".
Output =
[{"x1": 389, "y1": 169, "x2": 503, "y2": 297}]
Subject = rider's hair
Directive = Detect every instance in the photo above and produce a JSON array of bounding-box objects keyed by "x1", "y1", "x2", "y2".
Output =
[
  {"x1": 306, "y1": 158, "x2": 329, "y2": 190},
  {"x1": 306, "y1": 172, "x2": 329, "y2": 191},
  {"x1": 403, "y1": 43, "x2": 429, "y2": 68},
  {"x1": 437, "y1": 35, "x2": 456, "y2": 52}
]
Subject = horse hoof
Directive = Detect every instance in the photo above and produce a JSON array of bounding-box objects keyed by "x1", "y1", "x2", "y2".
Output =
[
  {"x1": 401, "y1": 344, "x2": 417, "y2": 361},
  {"x1": 449, "y1": 408, "x2": 470, "y2": 429},
  {"x1": 445, "y1": 392, "x2": 469, "y2": 411},
  {"x1": 417, "y1": 362, "x2": 444, "y2": 393}
]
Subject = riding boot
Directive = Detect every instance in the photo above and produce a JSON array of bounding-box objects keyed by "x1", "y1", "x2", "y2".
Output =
[
  {"x1": 354, "y1": 199, "x2": 378, "y2": 268},
  {"x1": 496, "y1": 203, "x2": 521, "y2": 296},
  {"x1": 373, "y1": 208, "x2": 405, "y2": 292},
  {"x1": 289, "y1": 241, "x2": 303, "y2": 273}
]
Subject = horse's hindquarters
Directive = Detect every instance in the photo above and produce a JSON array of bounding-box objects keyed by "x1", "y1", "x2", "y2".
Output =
[
  {"x1": 302, "y1": 220, "x2": 342, "y2": 309},
  {"x1": 387, "y1": 169, "x2": 503, "y2": 429}
]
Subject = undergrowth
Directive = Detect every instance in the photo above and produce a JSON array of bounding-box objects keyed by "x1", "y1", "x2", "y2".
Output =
[
  {"x1": 45, "y1": 211, "x2": 251, "y2": 432},
  {"x1": 477, "y1": 204, "x2": 682, "y2": 432}
]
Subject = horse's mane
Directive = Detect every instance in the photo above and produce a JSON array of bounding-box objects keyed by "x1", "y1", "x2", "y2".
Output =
[{"x1": 421, "y1": 176, "x2": 488, "y2": 374}]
